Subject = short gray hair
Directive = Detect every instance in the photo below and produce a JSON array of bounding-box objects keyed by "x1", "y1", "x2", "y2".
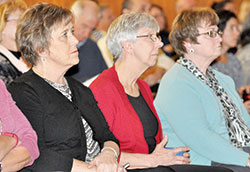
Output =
[{"x1": 106, "y1": 12, "x2": 159, "y2": 60}]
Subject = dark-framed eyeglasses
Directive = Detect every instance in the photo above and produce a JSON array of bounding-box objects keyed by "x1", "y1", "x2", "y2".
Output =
[
  {"x1": 136, "y1": 33, "x2": 162, "y2": 42},
  {"x1": 198, "y1": 30, "x2": 223, "y2": 38}
]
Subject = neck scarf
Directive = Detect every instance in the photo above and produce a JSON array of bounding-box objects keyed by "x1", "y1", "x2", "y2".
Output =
[{"x1": 178, "y1": 57, "x2": 250, "y2": 148}]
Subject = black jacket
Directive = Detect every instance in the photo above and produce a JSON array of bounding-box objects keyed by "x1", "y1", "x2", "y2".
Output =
[{"x1": 8, "y1": 70, "x2": 119, "y2": 172}]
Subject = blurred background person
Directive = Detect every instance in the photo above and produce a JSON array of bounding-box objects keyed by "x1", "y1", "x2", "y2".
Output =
[
  {"x1": 237, "y1": 12, "x2": 250, "y2": 86},
  {"x1": 149, "y1": 4, "x2": 176, "y2": 59},
  {"x1": 121, "y1": 0, "x2": 150, "y2": 14},
  {"x1": 175, "y1": 0, "x2": 196, "y2": 13},
  {"x1": 211, "y1": 11, "x2": 242, "y2": 89},
  {"x1": 0, "y1": 79, "x2": 39, "y2": 171},
  {"x1": 238, "y1": 0, "x2": 250, "y2": 23},
  {"x1": 67, "y1": 0, "x2": 108, "y2": 84},
  {"x1": 90, "y1": 11, "x2": 233, "y2": 172},
  {"x1": 211, "y1": 10, "x2": 250, "y2": 114},
  {"x1": 211, "y1": 0, "x2": 236, "y2": 13},
  {"x1": 8, "y1": 3, "x2": 122, "y2": 171},
  {"x1": 155, "y1": 7, "x2": 250, "y2": 172},
  {"x1": 92, "y1": 4, "x2": 115, "y2": 42},
  {"x1": 0, "y1": 0, "x2": 29, "y2": 85}
]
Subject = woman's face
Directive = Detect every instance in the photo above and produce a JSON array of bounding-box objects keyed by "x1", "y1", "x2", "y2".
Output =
[
  {"x1": 2, "y1": 9, "x2": 23, "y2": 42},
  {"x1": 47, "y1": 22, "x2": 79, "y2": 70},
  {"x1": 133, "y1": 27, "x2": 163, "y2": 67},
  {"x1": 149, "y1": 7, "x2": 166, "y2": 31},
  {"x1": 190, "y1": 24, "x2": 222, "y2": 60},
  {"x1": 222, "y1": 17, "x2": 240, "y2": 50}
]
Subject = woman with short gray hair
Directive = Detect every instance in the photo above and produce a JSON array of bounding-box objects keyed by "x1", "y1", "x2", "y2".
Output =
[{"x1": 90, "y1": 12, "x2": 232, "y2": 172}]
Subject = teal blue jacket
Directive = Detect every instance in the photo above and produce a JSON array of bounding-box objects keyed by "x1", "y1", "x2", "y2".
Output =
[{"x1": 154, "y1": 63, "x2": 250, "y2": 166}]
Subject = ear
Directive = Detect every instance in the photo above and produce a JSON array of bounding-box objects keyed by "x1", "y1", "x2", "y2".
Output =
[
  {"x1": 122, "y1": 9, "x2": 130, "y2": 14},
  {"x1": 121, "y1": 40, "x2": 133, "y2": 54},
  {"x1": 36, "y1": 47, "x2": 49, "y2": 61},
  {"x1": 183, "y1": 41, "x2": 193, "y2": 52}
]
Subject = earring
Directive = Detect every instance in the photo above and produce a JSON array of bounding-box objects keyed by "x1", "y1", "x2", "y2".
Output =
[
  {"x1": 41, "y1": 56, "x2": 46, "y2": 62},
  {"x1": 189, "y1": 49, "x2": 194, "y2": 53}
]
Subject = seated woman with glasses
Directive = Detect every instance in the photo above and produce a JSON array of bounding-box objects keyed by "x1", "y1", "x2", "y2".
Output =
[
  {"x1": 154, "y1": 7, "x2": 250, "y2": 172},
  {"x1": 90, "y1": 12, "x2": 232, "y2": 172}
]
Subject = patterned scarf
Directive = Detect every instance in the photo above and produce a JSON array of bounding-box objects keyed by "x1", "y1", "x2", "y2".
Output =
[{"x1": 177, "y1": 57, "x2": 250, "y2": 148}]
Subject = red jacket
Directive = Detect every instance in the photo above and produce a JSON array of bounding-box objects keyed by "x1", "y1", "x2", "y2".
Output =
[{"x1": 90, "y1": 65, "x2": 163, "y2": 154}]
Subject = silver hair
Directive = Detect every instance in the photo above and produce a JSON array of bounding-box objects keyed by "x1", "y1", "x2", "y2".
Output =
[{"x1": 106, "y1": 12, "x2": 160, "y2": 60}]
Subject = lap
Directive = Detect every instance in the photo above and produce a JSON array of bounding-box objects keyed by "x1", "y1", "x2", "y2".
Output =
[
  {"x1": 128, "y1": 165, "x2": 232, "y2": 172},
  {"x1": 170, "y1": 165, "x2": 233, "y2": 172},
  {"x1": 212, "y1": 147, "x2": 250, "y2": 172}
]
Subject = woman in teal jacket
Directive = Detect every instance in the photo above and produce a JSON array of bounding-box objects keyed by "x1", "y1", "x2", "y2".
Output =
[{"x1": 154, "y1": 7, "x2": 250, "y2": 172}]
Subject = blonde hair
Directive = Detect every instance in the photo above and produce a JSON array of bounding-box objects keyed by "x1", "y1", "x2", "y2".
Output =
[
  {"x1": 0, "y1": 0, "x2": 27, "y2": 41},
  {"x1": 238, "y1": 0, "x2": 250, "y2": 22}
]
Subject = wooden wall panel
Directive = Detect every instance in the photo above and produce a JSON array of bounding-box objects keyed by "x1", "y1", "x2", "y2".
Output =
[{"x1": 24, "y1": 0, "x2": 243, "y2": 29}]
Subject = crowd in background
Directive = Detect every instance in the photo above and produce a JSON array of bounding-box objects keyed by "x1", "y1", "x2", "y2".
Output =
[{"x1": 0, "y1": 0, "x2": 250, "y2": 171}]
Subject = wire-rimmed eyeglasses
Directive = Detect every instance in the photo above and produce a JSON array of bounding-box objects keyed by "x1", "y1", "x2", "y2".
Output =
[
  {"x1": 198, "y1": 30, "x2": 223, "y2": 38},
  {"x1": 136, "y1": 33, "x2": 162, "y2": 42}
]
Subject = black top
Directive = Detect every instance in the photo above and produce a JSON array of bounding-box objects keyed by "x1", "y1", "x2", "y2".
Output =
[
  {"x1": 127, "y1": 92, "x2": 158, "y2": 153},
  {"x1": 8, "y1": 70, "x2": 119, "y2": 172},
  {"x1": 159, "y1": 30, "x2": 176, "y2": 58},
  {"x1": 0, "y1": 51, "x2": 22, "y2": 85}
]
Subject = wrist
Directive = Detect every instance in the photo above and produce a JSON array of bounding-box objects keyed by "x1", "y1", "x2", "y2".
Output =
[
  {"x1": 1, "y1": 132, "x2": 19, "y2": 149},
  {"x1": 101, "y1": 147, "x2": 118, "y2": 160}
]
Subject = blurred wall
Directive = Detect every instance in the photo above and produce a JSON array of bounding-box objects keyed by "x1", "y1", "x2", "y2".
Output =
[{"x1": 23, "y1": 0, "x2": 243, "y2": 30}]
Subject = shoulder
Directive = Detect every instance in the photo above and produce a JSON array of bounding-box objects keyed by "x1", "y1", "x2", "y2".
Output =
[
  {"x1": 90, "y1": 67, "x2": 117, "y2": 89},
  {"x1": 213, "y1": 69, "x2": 235, "y2": 86}
]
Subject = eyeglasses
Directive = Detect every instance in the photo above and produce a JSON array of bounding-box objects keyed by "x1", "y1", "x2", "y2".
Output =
[
  {"x1": 6, "y1": 18, "x2": 19, "y2": 22},
  {"x1": 198, "y1": 30, "x2": 223, "y2": 38},
  {"x1": 136, "y1": 33, "x2": 162, "y2": 42}
]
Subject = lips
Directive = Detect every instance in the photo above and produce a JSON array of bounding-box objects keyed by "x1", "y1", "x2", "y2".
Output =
[{"x1": 71, "y1": 50, "x2": 78, "y2": 54}]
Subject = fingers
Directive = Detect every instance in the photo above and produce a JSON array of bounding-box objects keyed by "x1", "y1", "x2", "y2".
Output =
[
  {"x1": 88, "y1": 160, "x2": 95, "y2": 169},
  {"x1": 96, "y1": 163, "x2": 118, "y2": 172},
  {"x1": 159, "y1": 134, "x2": 168, "y2": 147},
  {"x1": 172, "y1": 146, "x2": 190, "y2": 154},
  {"x1": 117, "y1": 165, "x2": 126, "y2": 172},
  {"x1": 175, "y1": 155, "x2": 191, "y2": 164},
  {"x1": 183, "y1": 152, "x2": 190, "y2": 158}
]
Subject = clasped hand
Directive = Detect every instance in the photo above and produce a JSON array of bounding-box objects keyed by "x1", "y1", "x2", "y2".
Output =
[{"x1": 88, "y1": 149, "x2": 126, "y2": 172}]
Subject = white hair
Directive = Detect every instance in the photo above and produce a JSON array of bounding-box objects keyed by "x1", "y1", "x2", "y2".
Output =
[{"x1": 106, "y1": 12, "x2": 159, "y2": 60}]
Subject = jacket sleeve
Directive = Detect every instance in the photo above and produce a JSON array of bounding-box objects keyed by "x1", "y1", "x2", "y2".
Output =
[
  {"x1": 8, "y1": 82, "x2": 73, "y2": 171},
  {"x1": 79, "y1": 87, "x2": 119, "y2": 148}
]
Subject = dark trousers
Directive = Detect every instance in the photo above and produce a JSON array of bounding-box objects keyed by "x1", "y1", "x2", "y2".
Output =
[{"x1": 128, "y1": 165, "x2": 233, "y2": 172}]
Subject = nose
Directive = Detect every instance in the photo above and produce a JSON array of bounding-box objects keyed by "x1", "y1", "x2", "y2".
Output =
[
  {"x1": 156, "y1": 40, "x2": 164, "y2": 48},
  {"x1": 72, "y1": 34, "x2": 79, "y2": 46},
  {"x1": 216, "y1": 34, "x2": 222, "y2": 43}
]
